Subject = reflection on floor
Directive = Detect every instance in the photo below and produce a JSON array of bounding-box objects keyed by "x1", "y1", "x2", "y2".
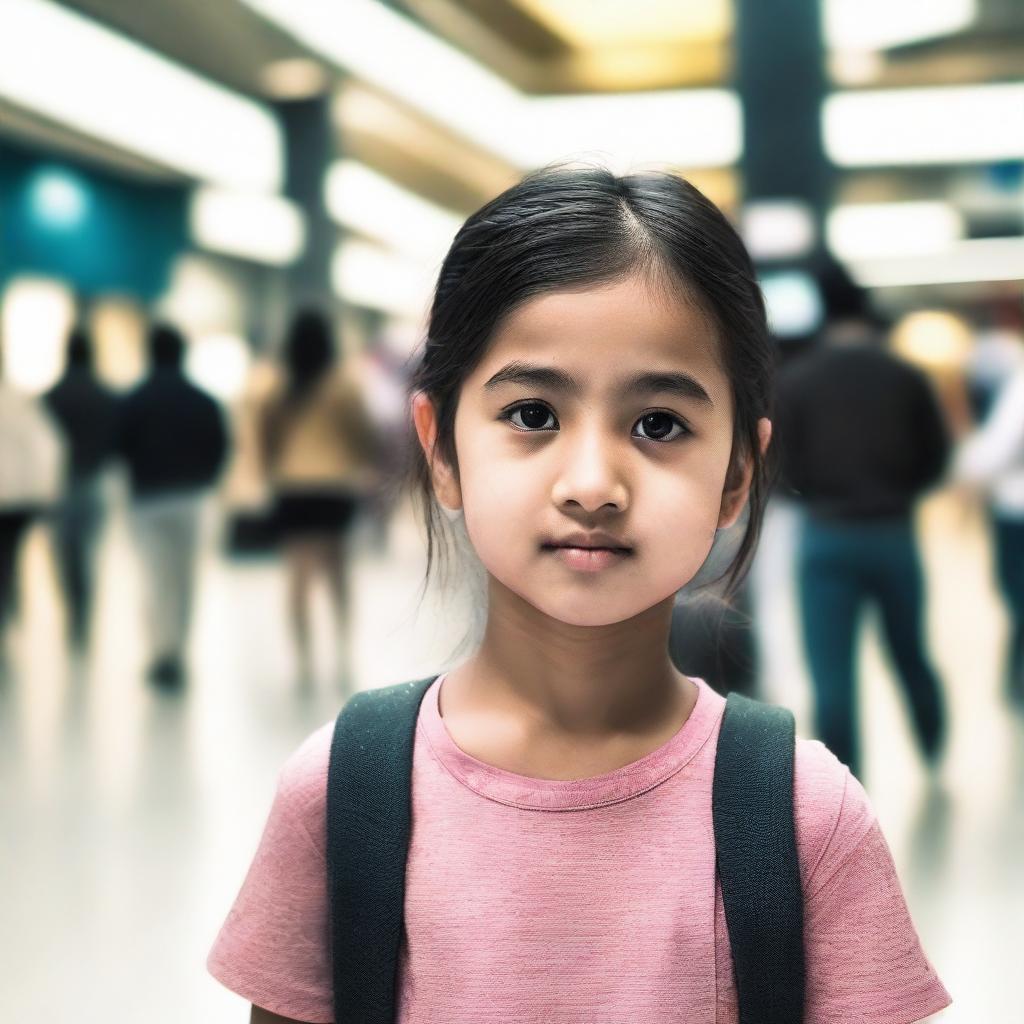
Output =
[{"x1": 1, "y1": 489, "x2": 1019, "y2": 1021}]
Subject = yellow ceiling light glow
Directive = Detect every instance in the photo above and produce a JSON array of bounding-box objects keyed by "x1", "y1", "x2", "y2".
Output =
[
  {"x1": 891, "y1": 312, "x2": 973, "y2": 372},
  {"x1": 563, "y1": 42, "x2": 726, "y2": 92},
  {"x1": 260, "y1": 58, "x2": 330, "y2": 100},
  {"x1": 245, "y1": 0, "x2": 742, "y2": 169},
  {"x1": 514, "y1": 0, "x2": 731, "y2": 47}
]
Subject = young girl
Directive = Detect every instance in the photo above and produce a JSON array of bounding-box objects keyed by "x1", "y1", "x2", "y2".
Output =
[{"x1": 208, "y1": 168, "x2": 952, "y2": 1023}]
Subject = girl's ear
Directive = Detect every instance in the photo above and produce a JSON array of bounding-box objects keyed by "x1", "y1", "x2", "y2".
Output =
[
  {"x1": 412, "y1": 391, "x2": 463, "y2": 512},
  {"x1": 718, "y1": 417, "x2": 772, "y2": 530}
]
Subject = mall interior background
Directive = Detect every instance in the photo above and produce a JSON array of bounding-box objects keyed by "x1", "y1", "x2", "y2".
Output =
[{"x1": 0, "y1": 1, "x2": 1022, "y2": 1020}]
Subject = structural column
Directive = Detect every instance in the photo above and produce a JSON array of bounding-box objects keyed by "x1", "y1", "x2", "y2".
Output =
[
  {"x1": 279, "y1": 96, "x2": 337, "y2": 310},
  {"x1": 734, "y1": 0, "x2": 831, "y2": 253}
]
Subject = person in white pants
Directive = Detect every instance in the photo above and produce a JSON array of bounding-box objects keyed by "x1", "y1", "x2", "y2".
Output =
[{"x1": 116, "y1": 324, "x2": 228, "y2": 687}]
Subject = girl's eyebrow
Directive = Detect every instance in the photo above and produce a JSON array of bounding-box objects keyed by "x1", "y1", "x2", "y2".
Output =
[{"x1": 482, "y1": 360, "x2": 714, "y2": 406}]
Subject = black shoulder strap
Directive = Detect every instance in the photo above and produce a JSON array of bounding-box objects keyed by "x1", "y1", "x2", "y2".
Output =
[
  {"x1": 327, "y1": 680, "x2": 803, "y2": 1024},
  {"x1": 713, "y1": 691, "x2": 805, "y2": 1024},
  {"x1": 326, "y1": 676, "x2": 437, "y2": 1024}
]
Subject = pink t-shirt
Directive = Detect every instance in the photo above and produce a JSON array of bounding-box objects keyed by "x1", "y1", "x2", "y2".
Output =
[{"x1": 208, "y1": 674, "x2": 951, "y2": 1023}]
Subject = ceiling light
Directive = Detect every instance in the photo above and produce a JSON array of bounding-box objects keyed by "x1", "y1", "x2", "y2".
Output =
[
  {"x1": 189, "y1": 187, "x2": 306, "y2": 266},
  {"x1": 824, "y1": 0, "x2": 976, "y2": 51},
  {"x1": 331, "y1": 240, "x2": 435, "y2": 319},
  {"x1": 849, "y1": 238, "x2": 1024, "y2": 288},
  {"x1": 891, "y1": 311, "x2": 973, "y2": 370},
  {"x1": 186, "y1": 333, "x2": 253, "y2": 400},
  {"x1": 824, "y1": 84, "x2": 1024, "y2": 167},
  {"x1": 513, "y1": 0, "x2": 731, "y2": 47},
  {"x1": 741, "y1": 200, "x2": 816, "y2": 260},
  {"x1": 260, "y1": 58, "x2": 330, "y2": 100},
  {"x1": 0, "y1": 0, "x2": 284, "y2": 192},
  {"x1": 826, "y1": 201, "x2": 964, "y2": 260},
  {"x1": 759, "y1": 271, "x2": 824, "y2": 338},
  {"x1": 29, "y1": 168, "x2": 89, "y2": 229},
  {"x1": 242, "y1": 0, "x2": 741, "y2": 169},
  {"x1": 0, "y1": 276, "x2": 76, "y2": 394},
  {"x1": 324, "y1": 161, "x2": 462, "y2": 265}
]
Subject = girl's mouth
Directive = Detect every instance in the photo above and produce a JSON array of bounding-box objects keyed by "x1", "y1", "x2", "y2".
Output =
[{"x1": 541, "y1": 544, "x2": 632, "y2": 572}]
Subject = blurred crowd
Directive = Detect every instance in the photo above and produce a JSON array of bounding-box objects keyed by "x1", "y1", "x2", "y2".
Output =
[
  {"x1": 2, "y1": 277, "x2": 1023, "y2": 784},
  {"x1": 0, "y1": 307, "x2": 397, "y2": 694}
]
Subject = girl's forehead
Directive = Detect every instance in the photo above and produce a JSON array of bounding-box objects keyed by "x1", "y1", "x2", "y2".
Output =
[{"x1": 475, "y1": 276, "x2": 727, "y2": 386}]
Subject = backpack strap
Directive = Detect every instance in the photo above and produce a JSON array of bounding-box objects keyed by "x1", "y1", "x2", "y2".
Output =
[
  {"x1": 327, "y1": 680, "x2": 804, "y2": 1024},
  {"x1": 713, "y1": 691, "x2": 805, "y2": 1024},
  {"x1": 326, "y1": 676, "x2": 437, "y2": 1024}
]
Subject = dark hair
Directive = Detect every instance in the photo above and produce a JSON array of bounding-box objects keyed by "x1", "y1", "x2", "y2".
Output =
[
  {"x1": 403, "y1": 165, "x2": 776, "y2": 600},
  {"x1": 149, "y1": 322, "x2": 185, "y2": 368},
  {"x1": 66, "y1": 326, "x2": 93, "y2": 370},
  {"x1": 282, "y1": 308, "x2": 336, "y2": 403},
  {"x1": 814, "y1": 256, "x2": 879, "y2": 325}
]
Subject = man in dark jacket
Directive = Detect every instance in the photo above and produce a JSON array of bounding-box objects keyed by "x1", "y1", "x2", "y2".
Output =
[
  {"x1": 117, "y1": 323, "x2": 229, "y2": 687},
  {"x1": 44, "y1": 327, "x2": 119, "y2": 649},
  {"x1": 776, "y1": 265, "x2": 950, "y2": 779}
]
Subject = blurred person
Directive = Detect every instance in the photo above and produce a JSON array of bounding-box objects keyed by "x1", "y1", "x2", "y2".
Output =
[
  {"x1": 954, "y1": 346, "x2": 1024, "y2": 707},
  {"x1": 116, "y1": 323, "x2": 228, "y2": 688},
  {"x1": 210, "y1": 169, "x2": 950, "y2": 1024},
  {"x1": 0, "y1": 363, "x2": 64, "y2": 655},
  {"x1": 359, "y1": 338, "x2": 413, "y2": 553},
  {"x1": 964, "y1": 324, "x2": 1024, "y2": 421},
  {"x1": 776, "y1": 262, "x2": 950, "y2": 780},
  {"x1": 43, "y1": 326, "x2": 119, "y2": 649},
  {"x1": 259, "y1": 309, "x2": 382, "y2": 688}
]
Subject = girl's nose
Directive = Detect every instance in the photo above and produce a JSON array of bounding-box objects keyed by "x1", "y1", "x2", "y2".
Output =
[{"x1": 550, "y1": 429, "x2": 630, "y2": 514}]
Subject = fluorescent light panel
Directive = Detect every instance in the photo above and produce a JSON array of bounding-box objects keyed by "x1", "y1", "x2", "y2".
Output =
[
  {"x1": 189, "y1": 188, "x2": 306, "y2": 266},
  {"x1": 186, "y1": 333, "x2": 253, "y2": 400},
  {"x1": 849, "y1": 238, "x2": 1024, "y2": 288},
  {"x1": 331, "y1": 240, "x2": 435, "y2": 319},
  {"x1": 742, "y1": 199, "x2": 816, "y2": 260},
  {"x1": 513, "y1": 0, "x2": 731, "y2": 47},
  {"x1": 242, "y1": 0, "x2": 741, "y2": 169},
  {"x1": 324, "y1": 161, "x2": 462, "y2": 265},
  {"x1": 0, "y1": 0, "x2": 284, "y2": 192},
  {"x1": 824, "y1": 0, "x2": 976, "y2": 51},
  {"x1": 826, "y1": 201, "x2": 964, "y2": 260},
  {"x1": 0, "y1": 276, "x2": 76, "y2": 394},
  {"x1": 759, "y1": 271, "x2": 824, "y2": 338},
  {"x1": 824, "y1": 84, "x2": 1024, "y2": 166},
  {"x1": 528, "y1": 91, "x2": 740, "y2": 171}
]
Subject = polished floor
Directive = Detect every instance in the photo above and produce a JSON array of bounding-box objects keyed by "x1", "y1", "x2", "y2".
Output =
[{"x1": 1, "y1": 486, "x2": 1019, "y2": 1022}]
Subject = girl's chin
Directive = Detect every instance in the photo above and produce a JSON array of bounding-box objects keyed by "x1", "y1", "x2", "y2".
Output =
[{"x1": 527, "y1": 596, "x2": 660, "y2": 629}]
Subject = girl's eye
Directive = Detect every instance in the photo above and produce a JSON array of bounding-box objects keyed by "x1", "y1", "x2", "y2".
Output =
[
  {"x1": 502, "y1": 402, "x2": 558, "y2": 431},
  {"x1": 633, "y1": 411, "x2": 689, "y2": 442}
]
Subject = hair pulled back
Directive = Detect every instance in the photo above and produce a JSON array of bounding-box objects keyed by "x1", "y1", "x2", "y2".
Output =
[{"x1": 405, "y1": 165, "x2": 775, "y2": 598}]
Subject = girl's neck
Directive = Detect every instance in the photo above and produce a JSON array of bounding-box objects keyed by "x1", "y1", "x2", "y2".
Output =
[{"x1": 443, "y1": 579, "x2": 694, "y2": 742}]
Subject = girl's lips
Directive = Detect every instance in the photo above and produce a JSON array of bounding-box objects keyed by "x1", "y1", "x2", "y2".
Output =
[{"x1": 543, "y1": 545, "x2": 632, "y2": 572}]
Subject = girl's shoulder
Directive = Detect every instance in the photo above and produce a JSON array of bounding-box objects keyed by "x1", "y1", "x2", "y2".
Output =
[
  {"x1": 791, "y1": 737, "x2": 876, "y2": 894},
  {"x1": 271, "y1": 719, "x2": 336, "y2": 835}
]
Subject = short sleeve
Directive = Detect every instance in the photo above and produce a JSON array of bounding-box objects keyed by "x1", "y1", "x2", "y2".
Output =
[
  {"x1": 797, "y1": 751, "x2": 952, "y2": 1023},
  {"x1": 207, "y1": 723, "x2": 335, "y2": 1023}
]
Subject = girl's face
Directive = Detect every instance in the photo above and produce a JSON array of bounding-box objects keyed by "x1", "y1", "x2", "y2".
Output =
[{"x1": 415, "y1": 273, "x2": 764, "y2": 628}]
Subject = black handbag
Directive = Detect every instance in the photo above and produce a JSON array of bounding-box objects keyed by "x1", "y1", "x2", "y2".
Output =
[{"x1": 326, "y1": 677, "x2": 804, "y2": 1024}]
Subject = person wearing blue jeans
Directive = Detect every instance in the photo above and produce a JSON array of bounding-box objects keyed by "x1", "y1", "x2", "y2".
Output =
[
  {"x1": 777, "y1": 261, "x2": 951, "y2": 779},
  {"x1": 797, "y1": 517, "x2": 946, "y2": 777}
]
